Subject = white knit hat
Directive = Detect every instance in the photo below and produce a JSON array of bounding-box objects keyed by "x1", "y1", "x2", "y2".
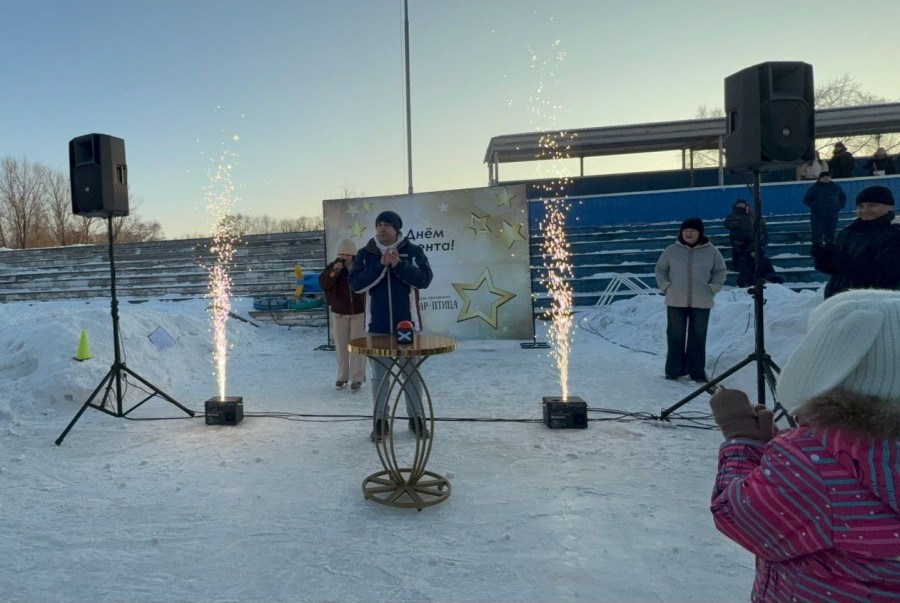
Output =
[
  {"x1": 776, "y1": 290, "x2": 900, "y2": 412},
  {"x1": 337, "y1": 238, "x2": 356, "y2": 256}
]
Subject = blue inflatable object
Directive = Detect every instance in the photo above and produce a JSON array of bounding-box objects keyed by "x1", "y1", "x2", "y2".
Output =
[
  {"x1": 302, "y1": 273, "x2": 322, "y2": 293},
  {"x1": 253, "y1": 297, "x2": 289, "y2": 311},
  {"x1": 286, "y1": 297, "x2": 322, "y2": 311}
]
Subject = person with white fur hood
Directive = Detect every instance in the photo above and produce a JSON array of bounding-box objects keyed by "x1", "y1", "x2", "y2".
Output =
[{"x1": 708, "y1": 289, "x2": 900, "y2": 602}]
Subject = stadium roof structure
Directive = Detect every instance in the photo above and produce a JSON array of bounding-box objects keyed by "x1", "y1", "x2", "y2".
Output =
[{"x1": 483, "y1": 102, "x2": 900, "y2": 184}]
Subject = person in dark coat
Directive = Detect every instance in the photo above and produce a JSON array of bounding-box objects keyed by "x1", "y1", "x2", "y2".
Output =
[
  {"x1": 723, "y1": 200, "x2": 783, "y2": 287},
  {"x1": 864, "y1": 147, "x2": 893, "y2": 176},
  {"x1": 348, "y1": 210, "x2": 433, "y2": 441},
  {"x1": 319, "y1": 238, "x2": 366, "y2": 392},
  {"x1": 812, "y1": 185, "x2": 900, "y2": 299},
  {"x1": 828, "y1": 141, "x2": 855, "y2": 178},
  {"x1": 802, "y1": 171, "x2": 847, "y2": 245}
]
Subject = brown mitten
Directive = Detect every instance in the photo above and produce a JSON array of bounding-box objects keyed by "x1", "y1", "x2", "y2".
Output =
[{"x1": 709, "y1": 387, "x2": 777, "y2": 442}]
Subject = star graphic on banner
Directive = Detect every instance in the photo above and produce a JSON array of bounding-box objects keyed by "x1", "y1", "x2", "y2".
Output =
[
  {"x1": 498, "y1": 220, "x2": 527, "y2": 249},
  {"x1": 350, "y1": 221, "x2": 367, "y2": 239},
  {"x1": 360, "y1": 200, "x2": 374, "y2": 214},
  {"x1": 438, "y1": 202, "x2": 449, "y2": 212},
  {"x1": 345, "y1": 202, "x2": 361, "y2": 217},
  {"x1": 452, "y1": 267, "x2": 516, "y2": 329},
  {"x1": 465, "y1": 213, "x2": 491, "y2": 238},
  {"x1": 494, "y1": 187, "x2": 517, "y2": 207}
]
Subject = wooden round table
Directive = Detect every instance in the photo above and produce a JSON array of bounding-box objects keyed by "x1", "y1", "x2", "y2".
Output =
[{"x1": 349, "y1": 334, "x2": 458, "y2": 510}]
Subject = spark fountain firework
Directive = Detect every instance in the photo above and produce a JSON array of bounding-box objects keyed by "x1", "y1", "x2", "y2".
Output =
[
  {"x1": 539, "y1": 182, "x2": 573, "y2": 399},
  {"x1": 527, "y1": 38, "x2": 577, "y2": 400},
  {"x1": 204, "y1": 136, "x2": 241, "y2": 399}
]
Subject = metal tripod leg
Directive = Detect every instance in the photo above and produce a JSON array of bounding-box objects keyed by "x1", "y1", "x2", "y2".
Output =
[
  {"x1": 658, "y1": 354, "x2": 754, "y2": 420},
  {"x1": 760, "y1": 357, "x2": 796, "y2": 427},
  {"x1": 55, "y1": 366, "x2": 118, "y2": 445},
  {"x1": 119, "y1": 364, "x2": 194, "y2": 417},
  {"x1": 658, "y1": 170, "x2": 796, "y2": 427},
  {"x1": 55, "y1": 217, "x2": 194, "y2": 446},
  {"x1": 56, "y1": 362, "x2": 194, "y2": 445}
]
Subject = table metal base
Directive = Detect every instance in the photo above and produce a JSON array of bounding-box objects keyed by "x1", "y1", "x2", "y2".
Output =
[
  {"x1": 350, "y1": 334, "x2": 458, "y2": 512},
  {"x1": 363, "y1": 468, "x2": 450, "y2": 510}
]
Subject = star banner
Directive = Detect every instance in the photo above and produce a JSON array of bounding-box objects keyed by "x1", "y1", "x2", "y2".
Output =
[{"x1": 322, "y1": 185, "x2": 533, "y2": 340}]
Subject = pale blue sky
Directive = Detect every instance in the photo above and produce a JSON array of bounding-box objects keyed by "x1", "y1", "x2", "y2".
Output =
[{"x1": 3, "y1": 0, "x2": 899, "y2": 238}]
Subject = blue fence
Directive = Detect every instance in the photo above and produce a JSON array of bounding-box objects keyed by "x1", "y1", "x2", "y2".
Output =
[{"x1": 528, "y1": 175, "x2": 900, "y2": 229}]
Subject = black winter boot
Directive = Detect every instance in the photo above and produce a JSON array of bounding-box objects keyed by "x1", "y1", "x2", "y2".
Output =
[
  {"x1": 370, "y1": 419, "x2": 390, "y2": 442},
  {"x1": 408, "y1": 417, "x2": 430, "y2": 439}
]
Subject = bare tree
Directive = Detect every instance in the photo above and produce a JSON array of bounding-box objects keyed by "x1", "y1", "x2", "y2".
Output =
[
  {"x1": 340, "y1": 185, "x2": 364, "y2": 200},
  {"x1": 70, "y1": 215, "x2": 103, "y2": 245},
  {"x1": 110, "y1": 215, "x2": 164, "y2": 243},
  {"x1": 277, "y1": 215, "x2": 323, "y2": 232},
  {"x1": 211, "y1": 212, "x2": 323, "y2": 236},
  {"x1": 812, "y1": 74, "x2": 898, "y2": 156},
  {"x1": 688, "y1": 74, "x2": 900, "y2": 167},
  {"x1": 97, "y1": 195, "x2": 163, "y2": 244},
  {"x1": 814, "y1": 73, "x2": 885, "y2": 109},
  {"x1": 43, "y1": 168, "x2": 85, "y2": 246},
  {"x1": 0, "y1": 157, "x2": 46, "y2": 248},
  {"x1": 0, "y1": 156, "x2": 165, "y2": 247}
]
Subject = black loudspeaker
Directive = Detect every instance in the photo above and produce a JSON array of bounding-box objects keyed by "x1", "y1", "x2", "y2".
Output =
[
  {"x1": 69, "y1": 133, "x2": 129, "y2": 217},
  {"x1": 724, "y1": 62, "x2": 815, "y2": 172}
]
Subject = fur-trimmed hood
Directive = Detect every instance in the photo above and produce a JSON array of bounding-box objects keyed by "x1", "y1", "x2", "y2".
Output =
[{"x1": 793, "y1": 388, "x2": 900, "y2": 439}]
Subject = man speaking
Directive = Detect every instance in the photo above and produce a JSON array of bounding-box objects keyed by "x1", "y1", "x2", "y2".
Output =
[{"x1": 349, "y1": 210, "x2": 434, "y2": 442}]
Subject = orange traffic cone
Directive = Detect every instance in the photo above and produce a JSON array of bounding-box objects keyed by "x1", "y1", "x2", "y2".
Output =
[{"x1": 74, "y1": 330, "x2": 92, "y2": 361}]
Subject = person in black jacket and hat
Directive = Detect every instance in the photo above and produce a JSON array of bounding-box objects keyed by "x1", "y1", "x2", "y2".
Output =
[
  {"x1": 812, "y1": 185, "x2": 900, "y2": 299},
  {"x1": 829, "y1": 141, "x2": 855, "y2": 178},
  {"x1": 723, "y1": 200, "x2": 784, "y2": 287},
  {"x1": 348, "y1": 210, "x2": 433, "y2": 441},
  {"x1": 802, "y1": 171, "x2": 847, "y2": 246}
]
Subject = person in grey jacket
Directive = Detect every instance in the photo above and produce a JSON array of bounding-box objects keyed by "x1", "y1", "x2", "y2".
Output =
[{"x1": 655, "y1": 217, "x2": 727, "y2": 383}]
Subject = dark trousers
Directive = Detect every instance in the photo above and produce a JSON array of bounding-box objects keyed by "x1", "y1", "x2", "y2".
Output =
[
  {"x1": 732, "y1": 247, "x2": 755, "y2": 287},
  {"x1": 665, "y1": 306, "x2": 711, "y2": 379},
  {"x1": 810, "y1": 212, "x2": 839, "y2": 245},
  {"x1": 732, "y1": 244, "x2": 780, "y2": 286}
]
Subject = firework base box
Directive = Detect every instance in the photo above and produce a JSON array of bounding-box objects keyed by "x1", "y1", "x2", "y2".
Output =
[
  {"x1": 205, "y1": 396, "x2": 244, "y2": 426},
  {"x1": 541, "y1": 396, "x2": 588, "y2": 429}
]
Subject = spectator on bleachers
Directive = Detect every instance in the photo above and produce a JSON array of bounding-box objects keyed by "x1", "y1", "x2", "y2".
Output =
[
  {"x1": 654, "y1": 218, "x2": 727, "y2": 383},
  {"x1": 723, "y1": 200, "x2": 783, "y2": 287},
  {"x1": 811, "y1": 185, "x2": 900, "y2": 299},
  {"x1": 802, "y1": 171, "x2": 847, "y2": 245},
  {"x1": 864, "y1": 147, "x2": 893, "y2": 176},
  {"x1": 796, "y1": 151, "x2": 828, "y2": 180},
  {"x1": 829, "y1": 141, "x2": 855, "y2": 178}
]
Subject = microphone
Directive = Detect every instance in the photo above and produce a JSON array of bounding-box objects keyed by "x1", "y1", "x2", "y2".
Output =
[{"x1": 396, "y1": 320, "x2": 414, "y2": 344}]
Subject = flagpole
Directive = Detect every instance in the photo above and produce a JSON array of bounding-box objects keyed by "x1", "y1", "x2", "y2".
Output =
[{"x1": 403, "y1": 0, "x2": 413, "y2": 194}]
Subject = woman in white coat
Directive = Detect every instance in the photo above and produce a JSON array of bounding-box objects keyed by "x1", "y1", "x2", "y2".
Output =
[{"x1": 654, "y1": 217, "x2": 727, "y2": 382}]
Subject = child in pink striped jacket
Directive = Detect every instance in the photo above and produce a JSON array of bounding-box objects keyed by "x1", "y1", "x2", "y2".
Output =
[{"x1": 709, "y1": 289, "x2": 900, "y2": 602}]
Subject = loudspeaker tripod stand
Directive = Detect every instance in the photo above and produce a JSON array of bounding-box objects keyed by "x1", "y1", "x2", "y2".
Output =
[
  {"x1": 658, "y1": 171, "x2": 795, "y2": 426},
  {"x1": 315, "y1": 306, "x2": 335, "y2": 351},
  {"x1": 55, "y1": 217, "x2": 194, "y2": 445}
]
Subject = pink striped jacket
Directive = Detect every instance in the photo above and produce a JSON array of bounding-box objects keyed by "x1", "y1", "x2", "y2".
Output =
[{"x1": 712, "y1": 424, "x2": 900, "y2": 602}]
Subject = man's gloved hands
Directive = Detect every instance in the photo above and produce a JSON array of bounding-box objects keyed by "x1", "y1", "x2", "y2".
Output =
[
  {"x1": 709, "y1": 387, "x2": 777, "y2": 442},
  {"x1": 810, "y1": 242, "x2": 836, "y2": 262}
]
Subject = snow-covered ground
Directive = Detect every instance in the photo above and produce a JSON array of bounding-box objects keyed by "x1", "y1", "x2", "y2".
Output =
[{"x1": 1, "y1": 284, "x2": 822, "y2": 602}]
